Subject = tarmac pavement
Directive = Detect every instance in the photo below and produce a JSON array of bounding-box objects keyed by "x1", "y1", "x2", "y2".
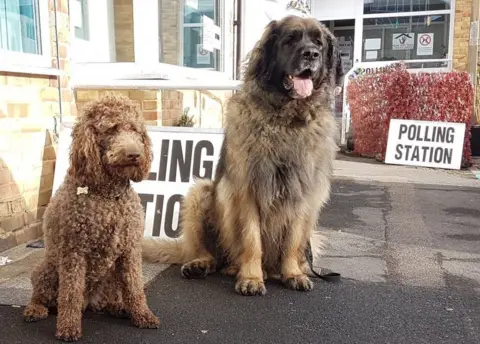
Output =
[{"x1": 0, "y1": 156, "x2": 479, "y2": 344}]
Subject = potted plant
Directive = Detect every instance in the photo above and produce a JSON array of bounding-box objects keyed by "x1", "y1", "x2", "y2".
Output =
[{"x1": 173, "y1": 107, "x2": 195, "y2": 127}]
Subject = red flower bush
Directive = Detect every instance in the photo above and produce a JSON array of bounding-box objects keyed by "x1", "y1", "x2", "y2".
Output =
[{"x1": 347, "y1": 63, "x2": 474, "y2": 167}]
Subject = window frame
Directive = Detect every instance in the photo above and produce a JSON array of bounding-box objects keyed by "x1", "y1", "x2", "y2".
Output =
[
  {"x1": 0, "y1": 0, "x2": 52, "y2": 69},
  {"x1": 73, "y1": 0, "x2": 90, "y2": 41},
  {"x1": 180, "y1": 0, "x2": 223, "y2": 72}
]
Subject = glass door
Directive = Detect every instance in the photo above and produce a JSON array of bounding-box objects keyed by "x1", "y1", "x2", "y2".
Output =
[{"x1": 320, "y1": 19, "x2": 355, "y2": 119}]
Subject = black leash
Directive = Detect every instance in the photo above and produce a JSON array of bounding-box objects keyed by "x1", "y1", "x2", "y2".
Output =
[{"x1": 305, "y1": 240, "x2": 341, "y2": 282}]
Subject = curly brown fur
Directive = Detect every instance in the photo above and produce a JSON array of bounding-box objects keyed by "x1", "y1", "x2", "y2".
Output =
[
  {"x1": 142, "y1": 16, "x2": 341, "y2": 296},
  {"x1": 23, "y1": 94, "x2": 159, "y2": 341}
]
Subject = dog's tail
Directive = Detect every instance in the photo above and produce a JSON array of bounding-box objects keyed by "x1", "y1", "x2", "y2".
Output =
[
  {"x1": 141, "y1": 237, "x2": 185, "y2": 264},
  {"x1": 141, "y1": 178, "x2": 215, "y2": 265}
]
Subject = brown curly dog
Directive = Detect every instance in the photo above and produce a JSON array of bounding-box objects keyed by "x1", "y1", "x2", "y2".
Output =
[{"x1": 23, "y1": 94, "x2": 160, "y2": 341}]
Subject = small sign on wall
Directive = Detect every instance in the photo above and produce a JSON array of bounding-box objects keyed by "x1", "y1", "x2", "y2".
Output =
[
  {"x1": 417, "y1": 33, "x2": 434, "y2": 56},
  {"x1": 385, "y1": 119, "x2": 466, "y2": 170},
  {"x1": 392, "y1": 33, "x2": 414, "y2": 50}
]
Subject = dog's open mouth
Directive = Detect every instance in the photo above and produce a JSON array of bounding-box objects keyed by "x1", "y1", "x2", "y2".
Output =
[{"x1": 288, "y1": 69, "x2": 313, "y2": 98}]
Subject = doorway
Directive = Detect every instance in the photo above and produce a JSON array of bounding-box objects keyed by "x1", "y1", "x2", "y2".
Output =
[{"x1": 320, "y1": 19, "x2": 355, "y2": 119}]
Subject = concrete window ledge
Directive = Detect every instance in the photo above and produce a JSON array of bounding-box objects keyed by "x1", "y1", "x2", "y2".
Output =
[{"x1": 0, "y1": 65, "x2": 63, "y2": 77}]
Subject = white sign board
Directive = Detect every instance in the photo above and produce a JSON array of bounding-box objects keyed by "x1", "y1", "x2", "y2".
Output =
[
  {"x1": 385, "y1": 119, "x2": 466, "y2": 170},
  {"x1": 201, "y1": 15, "x2": 221, "y2": 52},
  {"x1": 196, "y1": 44, "x2": 211, "y2": 65},
  {"x1": 71, "y1": 0, "x2": 83, "y2": 28},
  {"x1": 417, "y1": 33, "x2": 434, "y2": 56},
  {"x1": 469, "y1": 20, "x2": 479, "y2": 46},
  {"x1": 185, "y1": 0, "x2": 198, "y2": 9},
  {"x1": 53, "y1": 124, "x2": 225, "y2": 239},
  {"x1": 392, "y1": 33, "x2": 414, "y2": 50}
]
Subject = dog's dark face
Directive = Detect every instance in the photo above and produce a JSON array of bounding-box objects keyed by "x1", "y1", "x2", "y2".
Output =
[
  {"x1": 69, "y1": 95, "x2": 153, "y2": 187},
  {"x1": 245, "y1": 16, "x2": 341, "y2": 99}
]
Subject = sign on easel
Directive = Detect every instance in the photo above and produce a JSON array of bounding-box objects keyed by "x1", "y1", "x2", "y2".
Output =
[
  {"x1": 385, "y1": 119, "x2": 466, "y2": 170},
  {"x1": 53, "y1": 124, "x2": 225, "y2": 239}
]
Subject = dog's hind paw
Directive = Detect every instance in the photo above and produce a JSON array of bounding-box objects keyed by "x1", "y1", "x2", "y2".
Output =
[
  {"x1": 283, "y1": 275, "x2": 314, "y2": 292},
  {"x1": 235, "y1": 278, "x2": 267, "y2": 296},
  {"x1": 55, "y1": 326, "x2": 83, "y2": 342},
  {"x1": 23, "y1": 303, "x2": 49, "y2": 322},
  {"x1": 132, "y1": 309, "x2": 160, "y2": 329}
]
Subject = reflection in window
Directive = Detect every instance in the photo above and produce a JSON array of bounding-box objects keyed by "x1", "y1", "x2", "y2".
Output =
[
  {"x1": 183, "y1": 0, "x2": 220, "y2": 70},
  {"x1": 364, "y1": 0, "x2": 451, "y2": 14},
  {"x1": 362, "y1": 14, "x2": 449, "y2": 66},
  {"x1": 0, "y1": 0, "x2": 41, "y2": 54}
]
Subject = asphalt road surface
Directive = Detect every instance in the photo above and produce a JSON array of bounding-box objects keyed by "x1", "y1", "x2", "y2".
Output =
[{"x1": 1, "y1": 179, "x2": 479, "y2": 344}]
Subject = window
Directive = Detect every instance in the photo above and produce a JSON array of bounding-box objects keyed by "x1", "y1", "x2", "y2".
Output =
[
  {"x1": 182, "y1": 0, "x2": 221, "y2": 70},
  {"x1": 362, "y1": 14, "x2": 450, "y2": 67},
  {"x1": 360, "y1": 0, "x2": 453, "y2": 69},
  {"x1": 0, "y1": 0, "x2": 50, "y2": 68},
  {"x1": 364, "y1": 0, "x2": 451, "y2": 15},
  {"x1": 73, "y1": 0, "x2": 89, "y2": 40}
]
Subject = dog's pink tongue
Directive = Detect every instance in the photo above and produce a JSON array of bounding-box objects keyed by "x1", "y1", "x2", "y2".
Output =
[{"x1": 292, "y1": 77, "x2": 313, "y2": 98}]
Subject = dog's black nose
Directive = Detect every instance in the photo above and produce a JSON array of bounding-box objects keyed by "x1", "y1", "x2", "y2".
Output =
[
  {"x1": 302, "y1": 47, "x2": 320, "y2": 60},
  {"x1": 128, "y1": 152, "x2": 141, "y2": 160}
]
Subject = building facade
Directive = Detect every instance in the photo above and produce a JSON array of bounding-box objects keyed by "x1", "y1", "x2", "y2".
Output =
[{"x1": 0, "y1": 0, "x2": 478, "y2": 251}]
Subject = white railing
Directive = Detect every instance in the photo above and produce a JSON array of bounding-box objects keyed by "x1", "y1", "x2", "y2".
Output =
[{"x1": 73, "y1": 79, "x2": 243, "y2": 91}]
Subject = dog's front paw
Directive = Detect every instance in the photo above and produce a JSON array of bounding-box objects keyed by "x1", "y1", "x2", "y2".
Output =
[
  {"x1": 283, "y1": 275, "x2": 314, "y2": 291},
  {"x1": 132, "y1": 309, "x2": 160, "y2": 329},
  {"x1": 55, "y1": 326, "x2": 83, "y2": 342},
  {"x1": 23, "y1": 303, "x2": 49, "y2": 322},
  {"x1": 235, "y1": 278, "x2": 267, "y2": 296},
  {"x1": 181, "y1": 259, "x2": 214, "y2": 279}
]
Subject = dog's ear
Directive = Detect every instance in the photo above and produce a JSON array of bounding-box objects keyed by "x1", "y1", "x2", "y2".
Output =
[
  {"x1": 139, "y1": 125, "x2": 153, "y2": 181},
  {"x1": 243, "y1": 20, "x2": 279, "y2": 85},
  {"x1": 68, "y1": 119, "x2": 104, "y2": 187}
]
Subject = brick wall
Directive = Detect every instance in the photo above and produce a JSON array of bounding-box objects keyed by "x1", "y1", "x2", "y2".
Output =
[
  {"x1": 113, "y1": 0, "x2": 135, "y2": 62},
  {"x1": 76, "y1": 89, "x2": 162, "y2": 126},
  {"x1": 453, "y1": 0, "x2": 473, "y2": 71},
  {"x1": 161, "y1": 0, "x2": 181, "y2": 65},
  {"x1": 0, "y1": 0, "x2": 74, "y2": 251}
]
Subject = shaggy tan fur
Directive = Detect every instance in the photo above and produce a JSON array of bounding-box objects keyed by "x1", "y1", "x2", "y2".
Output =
[
  {"x1": 23, "y1": 94, "x2": 160, "y2": 341},
  {"x1": 142, "y1": 16, "x2": 341, "y2": 296}
]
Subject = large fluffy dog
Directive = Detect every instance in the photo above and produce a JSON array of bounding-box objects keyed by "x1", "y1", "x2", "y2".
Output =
[
  {"x1": 23, "y1": 94, "x2": 160, "y2": 341},
  {"x1": 142, "y1": 16, "x2": 342, "y2": 296}
]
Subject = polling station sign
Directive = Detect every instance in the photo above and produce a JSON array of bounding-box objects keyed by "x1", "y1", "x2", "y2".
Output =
[
  {"x1": 385, "y1": 119, "x2": 466, "y2": 170},
  {"x1": 52, "y1": 123, "x2": 224, "y2": 239}
]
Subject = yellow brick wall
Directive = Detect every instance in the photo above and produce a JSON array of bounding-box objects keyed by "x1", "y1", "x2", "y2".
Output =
[
  {"x1": 161, "y1": 0, "x2": 181, "y2": 65},
  {"x1": 0, "y1": 0, "x2": 74, "y2": 251},
  {"x1": 74, "y1": 88, "x2": 233, "y2": 128},
  {"x1": 113, "y1": 0, "x2": 135, "y2": 62},
  {"x1": 453, "y1": 0, "x2": 473, "y2": 71},
  {"x1": 75, "y1": 89, "x2": 162, "y2": 126}
]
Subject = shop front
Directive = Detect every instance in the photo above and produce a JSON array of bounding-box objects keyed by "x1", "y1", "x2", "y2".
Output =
[{"x1": 310, "y1": 0, "x2": 459, "y2": 119}]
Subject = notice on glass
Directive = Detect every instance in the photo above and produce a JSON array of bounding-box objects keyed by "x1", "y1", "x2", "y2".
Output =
[
  {"x1": 196, "y1": 44, "x2": 211, "y2": 65},
  {"x1": 417, "y1": 33, "x2": 434, "y2": 56},
  {"x1": 392, "y1": 33, "x2": 414, "y2": 50},
  {"x1": 365, "y1": 38, "x2": 381, "y2": 51},
  {"x1": 366, "y1": 51, "x2": 378, "y2": 60}
]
